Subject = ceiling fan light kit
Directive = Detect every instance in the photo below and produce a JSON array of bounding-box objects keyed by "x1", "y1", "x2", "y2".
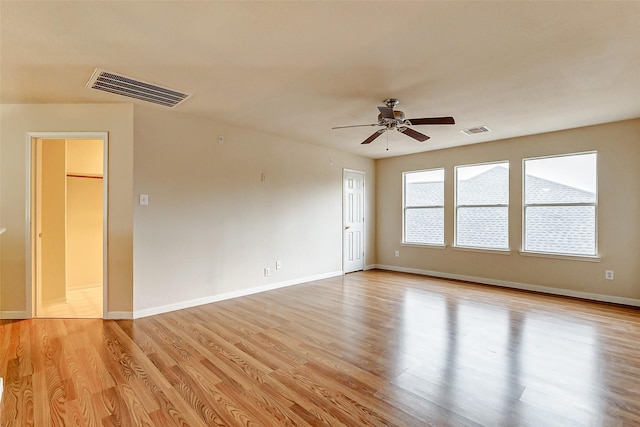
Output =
[{"x1": 332, "y1": 98, "x2": 455, "y2": 145}]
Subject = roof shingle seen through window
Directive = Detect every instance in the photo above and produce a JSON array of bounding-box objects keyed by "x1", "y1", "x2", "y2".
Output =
[
  {"x1": 405, "y1": 166, "x2": 596, "y2": 252},
  {"x1": 457, "y1": 165, "x2": 509, "y2": 205}
]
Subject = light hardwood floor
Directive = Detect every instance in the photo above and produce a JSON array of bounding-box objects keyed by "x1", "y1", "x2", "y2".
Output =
[
  {"x1": 39, "y1": 285, "x2": 103, "y2": 319},
  {"x1": 1, "y1": 270, "x2": 639, "y2": 426}
]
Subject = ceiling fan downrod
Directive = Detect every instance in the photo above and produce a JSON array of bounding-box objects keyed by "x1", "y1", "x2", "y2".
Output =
[{"x1": 383, "y1": 98, "x2": 400, "y2": 109}]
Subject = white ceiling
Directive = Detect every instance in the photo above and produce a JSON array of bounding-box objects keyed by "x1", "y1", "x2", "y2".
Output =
[{"x1": 2, "y1": 1, "x2": 639, "y2": 159}]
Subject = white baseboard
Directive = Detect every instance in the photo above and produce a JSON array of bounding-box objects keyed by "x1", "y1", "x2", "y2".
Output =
[
  {"x1": 373, "y1": 264, "x2": 640, "y2": 308},
  {"x1": 105, "y1": 311, "x2": 133, "y2": 320},
  {"x1": 0, "y1": 311, "x2": 29, "y2": 320},
  {"x1": 133, "y1": 270, "x2": 344, "y2": 319}
]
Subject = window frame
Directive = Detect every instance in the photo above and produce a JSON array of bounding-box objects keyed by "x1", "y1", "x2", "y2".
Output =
[
  {"x1": 454, "y1": 160, "x2": 510, "y2": 251},
  {"x1": 402, "y1": 167, "x2": 445, "y2": 247},
  {"x1": 522, "y1": 151, "x2": 598, "y2": 258}
]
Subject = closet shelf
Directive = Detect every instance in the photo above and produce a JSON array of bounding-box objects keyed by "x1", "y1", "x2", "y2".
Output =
[{"x1": 66, "y1": 174, "x2": 103, "y2": 179}]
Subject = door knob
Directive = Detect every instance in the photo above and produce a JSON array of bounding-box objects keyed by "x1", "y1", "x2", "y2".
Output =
[{"x1": 345, "y1": 226, "x2": 351, "y2": 230}]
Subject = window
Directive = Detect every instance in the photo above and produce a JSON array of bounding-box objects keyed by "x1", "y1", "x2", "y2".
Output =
[
  {"x1": 403, "y1": 168, "x2": 444, "y2": 245},
  {"x1": 455, "y1": 162, "x2": 509, "y2": 250},
  {"x1": 523, "y1": 152, "x2": 597, "y2": 256}
]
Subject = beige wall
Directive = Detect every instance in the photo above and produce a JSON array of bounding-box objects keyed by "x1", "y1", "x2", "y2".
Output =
[
  {"x1": 40, "y1": 139, "x2": 67, "y2": 302},
  {"x1": 67, "y1": 139, "x2": 103, "y2": 176},
  {"x1": 376, "y1": 119, "x2": 640, "y2": 300},
  {"x1": 66, "y1": 139, "x2": 103, "y2": 289},
  {"x1": 132, "y1": 106, "x2": 375, "y2": 314},
  {"x1": 66, "y1": 176, "x2": 103, "y2": 289},
  {"x1": 0, "y1": 104, "x2": 133, "y2": 316}
]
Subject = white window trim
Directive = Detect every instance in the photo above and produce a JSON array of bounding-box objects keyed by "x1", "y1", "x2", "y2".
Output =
[
  {"x1": 401, "y1": 242, "x2": 447, "y2": 249},
  {"x1": 521, "y1": 151, "x2": 599, "y2": 258},
  {"x1": 454, "y1": 160, "x2": 510, "y2": 251},
  {"x1": 518, "y1": 250, "x2": 601, "y2": 262},
  {"x1": 402, "y1": 168, "x2": 445, "y2": 246},
  {"x1": 453, "y1": 246, "x2": 512, "y2": 255}
]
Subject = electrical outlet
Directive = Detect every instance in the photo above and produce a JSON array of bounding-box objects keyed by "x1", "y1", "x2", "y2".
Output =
[
  {"x1": 605, "y1": 270, "x2": 614, "y2": 280},
  {"x1": 264, "y1": 267, "x2": 270, "y2": 277},
  {"x1": 276, "y1": 260, "x2": 282, "y2": 270},
  {"x1": 395, "y1": 250, "x2": 400, "y2": 257}
]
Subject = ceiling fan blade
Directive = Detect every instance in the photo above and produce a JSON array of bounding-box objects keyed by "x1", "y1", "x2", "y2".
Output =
[
  {"x1": 378, "y1": 106, "x2": 395, "y2": 119},
  {"x1": 332, "y1": 123, "x2": 379, "y2": 130},
  {"x1": 361, "y1": 129, "x2": 385, "y2": 145},
  {"x1": 399, "y1": 127, "x2": 430, "y2": 142},
  {"x1": 407, "y1": 116, "x2": 456, "y2": 126}
]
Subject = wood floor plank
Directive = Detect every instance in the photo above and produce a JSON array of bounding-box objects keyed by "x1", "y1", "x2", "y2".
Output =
[
  {"x1": 2, "y1": 270, "x2": 640, "y2": 425},
  {"x1": 31, "y1": 371, "x2": 49, "y2": 426}
]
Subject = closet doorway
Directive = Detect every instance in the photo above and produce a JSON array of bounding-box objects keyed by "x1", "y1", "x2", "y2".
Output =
[{"x1": 29, "y1": 133, "x2": 108, "y2": 318}]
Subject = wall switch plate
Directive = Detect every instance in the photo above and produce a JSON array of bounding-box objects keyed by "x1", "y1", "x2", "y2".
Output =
[
  {"x1": 139, "y1": 194, "x2": 149, "y2": 206},
  {"x1": 264, "y1": 267, "x2": 270, "y2": 277},
  {"x1": 276, "y1": 260, "x2": 282, "y2": 270},
  {"x1": 218, "y1": 135, "x2": 224, "y2": 144},
  {"x1": 605, "y1": 270, "x2": 614, "y2": 280},
  {"x1": 395, "y1": 250, "x2": 400, "y2": 257}
]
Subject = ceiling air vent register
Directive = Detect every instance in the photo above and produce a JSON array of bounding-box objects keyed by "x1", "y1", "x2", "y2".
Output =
[
  {"x1": 461, "y1": 125, "x2": 491, "y2": 136},
  {"x1": 86, "y1": 68, "x2": 191, "y2": 108}
]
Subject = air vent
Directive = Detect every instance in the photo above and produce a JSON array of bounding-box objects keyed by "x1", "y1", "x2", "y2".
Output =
[
  {"x1": 461, "y1": 125, "x2": 491, "y2": 136},
  {"x1": 86, "y1": 68, "x2": 191, "y2": 108}
]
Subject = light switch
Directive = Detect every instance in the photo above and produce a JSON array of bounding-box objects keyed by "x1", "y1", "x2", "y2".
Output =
[{"x1": 139, "y1": 194, "x2": 149, "y2": 206}]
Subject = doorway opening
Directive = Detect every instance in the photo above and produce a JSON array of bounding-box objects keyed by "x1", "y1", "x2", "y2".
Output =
[
  {"x1": 28, "y1": 133, "x2": 108, "y2": 318},
  {"x1": 343, "y1": 169, "x2": 365, "y2": 273}
]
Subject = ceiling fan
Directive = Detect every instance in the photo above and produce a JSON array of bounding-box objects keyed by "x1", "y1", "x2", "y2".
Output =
[{"x1": 332, "y1": 98, "x2": 455, "y2": 145}]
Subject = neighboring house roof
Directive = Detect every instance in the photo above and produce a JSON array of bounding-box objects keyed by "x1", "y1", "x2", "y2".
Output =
[
  {"x1": 405, "y1": 166, "x2": 596, "y2": 254},
  {"x1": 405, "y1": 208, "x2": 444, "y2": 245},
  {"x1": 525, "y1": 174, "x2": 595, "y2": 204},
  {"x1": 457, "y1": 165, "x2": 509, "y2": 205},
  {"x1": 405, "y1": 182, "x2": 443, "y2": 206}
]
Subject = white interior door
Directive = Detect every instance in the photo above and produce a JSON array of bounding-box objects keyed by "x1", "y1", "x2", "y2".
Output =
[{"x1": 343, "y1": 169, "x2": 365, "y2": 273}]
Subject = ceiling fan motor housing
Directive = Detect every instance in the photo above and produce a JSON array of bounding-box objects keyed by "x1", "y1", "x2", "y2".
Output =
[{"x1": 378, "y1": 110, "x2": 406, "y2": 126}]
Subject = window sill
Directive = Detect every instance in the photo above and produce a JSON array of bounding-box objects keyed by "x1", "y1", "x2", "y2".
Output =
[
  {"x1": 452, "y1": 246, "x2": 512, "y2": 255},
  {"x1": 519, "y1": 250, "x2": 601, "y2": 262},
  {"x1": 401, "y1": 242, "x2": 447, "y2": 250}
]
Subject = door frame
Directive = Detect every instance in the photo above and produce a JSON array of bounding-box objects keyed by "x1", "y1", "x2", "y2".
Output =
[
  {"x1": 342, "y1": 168, "x2": 365, "y2": 273},
  {"x1": 26, "y1": 132, "x2": 109, "y2": 318}
]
